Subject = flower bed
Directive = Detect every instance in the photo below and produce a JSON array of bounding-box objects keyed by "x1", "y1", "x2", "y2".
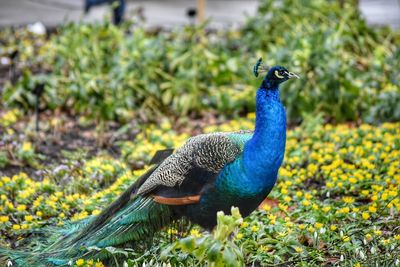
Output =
[{"x1": 1, "y1": 112, "x2": 399, "y2": 265}]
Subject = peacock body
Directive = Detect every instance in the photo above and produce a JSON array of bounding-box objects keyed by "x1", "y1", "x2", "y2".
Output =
[{"x1": 0, "y1": 62, "x2": 298, "y2": 266}]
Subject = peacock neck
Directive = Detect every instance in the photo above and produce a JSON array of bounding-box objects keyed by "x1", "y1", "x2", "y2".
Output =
[
  {"x1": 243, "y1": 85, "x2": 287, "y2": 190},
  {"x1": 253, "y1": 88, "x2": 281, "y2": 136}
]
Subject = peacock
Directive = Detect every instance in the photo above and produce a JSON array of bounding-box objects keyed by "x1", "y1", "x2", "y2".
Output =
[
  {"x1": 84, "y1": 0, "x2": 125, "y2": 25},
  {"x1": 1, "y1": 59, "x2": 299, "y2": 266}
]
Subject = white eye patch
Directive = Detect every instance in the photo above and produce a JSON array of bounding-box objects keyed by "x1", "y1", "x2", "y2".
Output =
[{"x1": 274, "y1": 70, "x2": 285, "y2": 79}]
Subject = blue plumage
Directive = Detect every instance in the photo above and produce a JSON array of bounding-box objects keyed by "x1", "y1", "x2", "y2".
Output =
[{"x1": 183, "y1": 66, "x2": 291, "y2": 228}]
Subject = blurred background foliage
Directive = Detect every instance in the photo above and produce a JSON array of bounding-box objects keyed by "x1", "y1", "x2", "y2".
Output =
[{"x1": 1, "y1": 0, "x2": 399, "y2": 125}]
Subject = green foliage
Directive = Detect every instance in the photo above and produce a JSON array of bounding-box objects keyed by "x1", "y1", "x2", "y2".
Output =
[
  {"x1": 0, "y1": 152, "x2": 8, "y2": 168},
  {"x1": 2, "y1": 23, "x2": 249, "y2": 123},
  {"x1": 162, "y1": 207, "x2": 244, "y2": 267},
  {"x1": 2, "y1": 0, "x2": 399, "y2": 124},
  {"x1": 0, "y1": 110, "x2": 42, "y2": 168},
  {"x1": 16, "y1": 141, "x2": 39, "y2": 167},
  {"x1": 242, "y1": 0, "x2": 400, "y2": 123}
]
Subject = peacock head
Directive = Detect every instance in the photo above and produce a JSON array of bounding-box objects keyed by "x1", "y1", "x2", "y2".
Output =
[{"x1": 253, "y1": 58, "x2": 299, "y2": 88}]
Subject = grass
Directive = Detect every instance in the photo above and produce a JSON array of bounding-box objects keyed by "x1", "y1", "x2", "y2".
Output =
[{"x1": 0, "y1": 109, "x2": 399, "y2": 266}]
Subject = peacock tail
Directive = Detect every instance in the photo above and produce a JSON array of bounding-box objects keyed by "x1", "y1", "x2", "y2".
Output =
[
  {"x1": 0, "y1": 161, "x2": 174, "y2": 266},
  {"x1": 1, "y1": 196, "x2": 172, "y2": 266}
]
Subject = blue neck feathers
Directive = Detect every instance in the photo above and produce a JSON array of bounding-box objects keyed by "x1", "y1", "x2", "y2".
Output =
[{"x1": 243, "y1": 82, "x2": 287, "y2": 190}]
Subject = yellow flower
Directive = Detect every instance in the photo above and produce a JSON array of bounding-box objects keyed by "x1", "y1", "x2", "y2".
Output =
[
  {"x1": 0, "y1": 215, "x2": 9, "y2": 223},
  {"x1": 349, "y1": 177, "x2": 357, "y2": 184},
  {"x1": 17, "y1": 204, "x2": 27, "y2": 212},
  {"x1": 330, "y1": 225, "x2": 337, "y2": 231},
  {"x1": 2, "y1": 176, "x2": 11, "y2": 183},
  {"x1": 24, "y1": 215, "x2": 33, "y2": 222},
  {"x1": 365, "y1": 233, "x2": 372, "y2": 241},
  {"x1": 381, "y1": 239, "x2": 390, "y2": 245},
  {"x1": 285, "y1": 221, "x2": 293, "y2": 228},
  {"x1": 304, "y1": 193, "x2": 312, "y2": 200},
  {"x1": 92, "y1": 209, "x2": 101, "y2": 216},
  {"x1": 36, "y1": 211, "x2": 43, "y2": 217},
  {"x1": 326, "y1": 182, "x2": 334, "y2": 188},
  {"x1": 12, "y1": 224, "x2": 21, "y2": 230},
  {"x1": 259, "y1": 245, "x2": 271, "y2": 252},
  {"x1": 236, "y1": 233, "x2": 243, "y2": 239},
  {"x1": 21, "y1": 142, "x2": 33, "y2": 152},
  {"x1": 302, "y1": 200, "x2": 311, "y2": 206},
  {"x1": 267, "y1": 214, "x2": 276, "y2": 221},
  {"x1": 246, "y1": 112, "x2": 256, "y2": 119},
  {"x1": 278, "y1": 203, "x2": 288, "y2": 212},
  {"x1": 6, "y1": 201, "x2": 14, "y2": 210},
  {"x1": 76, "y1": 259, "x2": 85, "y2": 266},
  {"x1": 294, "y1": 246, "x2": 303, "y2": 253},
  {"x1": 343, "y1": 196, "x2": 354, "y2": 204},
  {"x1": 374, "y1": 230, "x2": 382, "y2": 236},
  {"x1": 322, "y1": 206, "x2": 331, "y2": 213},
  {"x1": 298, "y1": 224, "x2": 306, "y2": 230},
  {"x1": 341, "y1": 207, "x2": 350, "y2": 214},
  {"x1": 241, "y1": 222, "x2": 249, "y2": 228},
  {"x1": 354, "y1": 263, "x2": 361, "y2": 267},
  {"x1": 283, "y1": 196, "x2": 292, "y2": 202},
  {"x1": 296, "y1": 191, "x2": 303, "y2": 197},
  {"x1": 361, "y1": 190, "x2": 369, "y2": 196},
  {"x1": 262, "y1": 204, "x2": 271, "y2": 211},
  {"x1": 167, "y1": 228, "x2": 178, "y2": 235},
  {"x1": 95, "y1": 261, "x2": 105, "y2": 267},
  {"x1": 102, "y1": 164, "x2": 115, "y2": 172},
  {"x1": 315, "y1": 222, "x2": 323, "y2": 229},
  {"x1": 362, "y1": 212, "x2": 370, "y2": 220},
  {"x1": 251, "y1": 225, "x2": 259, "y2": 232},
  {"x1": 342, "y1": 236, "x2": 350, "y2": 242},
  {"x1": 190, "y1": 229, "x2": 201, "y2": 237},
  {"x1": 368, "y1": 206, "x2": 377, "y2": 213}
]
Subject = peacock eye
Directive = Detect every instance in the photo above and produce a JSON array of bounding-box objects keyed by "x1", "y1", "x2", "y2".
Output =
[{"x1": 274, "y1": 70, "x2": 285, "y2": 79}]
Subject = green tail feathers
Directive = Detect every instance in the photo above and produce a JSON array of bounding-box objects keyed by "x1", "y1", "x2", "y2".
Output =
[{"x1": 0, "y1": 196, "x2": 172, "y2": 266}]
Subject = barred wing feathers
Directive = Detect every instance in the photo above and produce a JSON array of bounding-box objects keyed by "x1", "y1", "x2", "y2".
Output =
[{"x1": 137, "y1": 131, "x2": 253, "y2": 200}]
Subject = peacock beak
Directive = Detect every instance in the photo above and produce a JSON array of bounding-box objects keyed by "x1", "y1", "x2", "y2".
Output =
[{"x1": 287, "y1": 72, "x2": 300, "y2": 79}]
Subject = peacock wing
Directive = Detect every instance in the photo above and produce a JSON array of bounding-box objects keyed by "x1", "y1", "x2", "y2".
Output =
[{"x1": 136, "y1": 131, "x2": 253, "y2": 204}]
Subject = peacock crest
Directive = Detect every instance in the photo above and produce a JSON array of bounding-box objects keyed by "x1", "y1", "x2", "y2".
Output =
[{"x1": 253, "y1": 57, "x2": 269, "y2": 77}]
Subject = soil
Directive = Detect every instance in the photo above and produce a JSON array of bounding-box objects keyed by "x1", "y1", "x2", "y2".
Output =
[
  {"x1": 0, "y1": 110, "x2": 140, "y2": 178},
  {"x1": 0, "y1": 106, "x2": 243, "y2": 181}
]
